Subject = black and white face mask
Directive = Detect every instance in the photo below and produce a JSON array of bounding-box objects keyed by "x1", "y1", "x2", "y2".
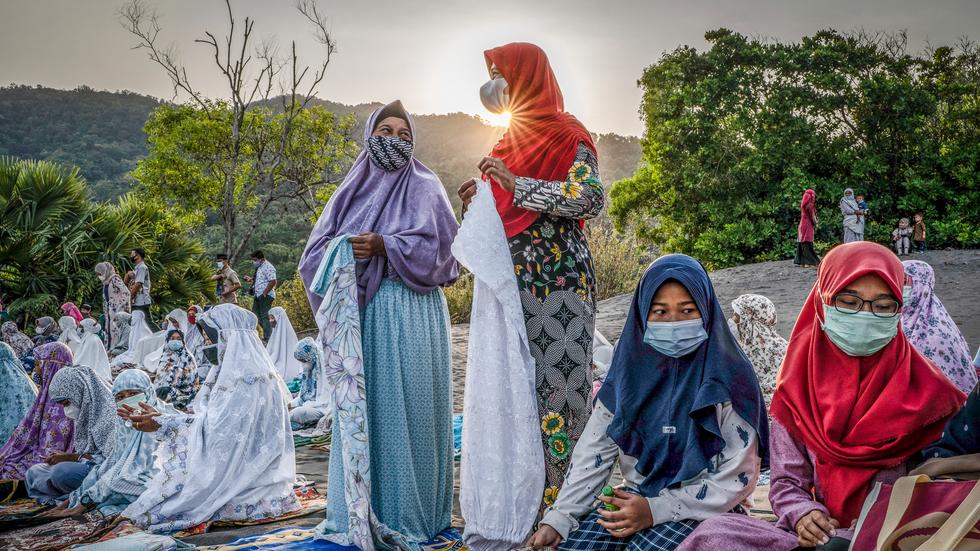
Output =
[{"x1": 367, "y1": 135, "x2": 413, "y2": 171}]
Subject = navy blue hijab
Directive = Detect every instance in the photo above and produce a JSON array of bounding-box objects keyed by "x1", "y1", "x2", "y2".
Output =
[{"x1": 597, "y1": 254, "x2": 769, "y2": 497}]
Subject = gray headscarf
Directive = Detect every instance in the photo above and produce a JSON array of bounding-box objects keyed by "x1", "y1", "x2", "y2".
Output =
[
  {"x1": 48, "y1": 365, "x2": 116, "y2": 458},
  {"x1": 36, "y1": 317, "x2": 60, "y2": 338}
]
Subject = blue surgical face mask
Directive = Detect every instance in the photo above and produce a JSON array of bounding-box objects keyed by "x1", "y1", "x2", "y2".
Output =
[
  {"x1": 643, "y1": 319, "x2": 708, "y2": 358},
  {"x1": 821, "y1": 305, "x2": 899, "y2": 356},
  {"x1": 166, "y1": 340, "x2": 184, "y2": 352}
]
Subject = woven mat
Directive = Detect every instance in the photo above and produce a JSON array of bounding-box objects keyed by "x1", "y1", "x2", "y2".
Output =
[
  {"x1": 0, "y1": 510, "x2": 115, "y2": 550},
  {"x1": 197, "y1": 527, "x2": 467, "y2": 551}
]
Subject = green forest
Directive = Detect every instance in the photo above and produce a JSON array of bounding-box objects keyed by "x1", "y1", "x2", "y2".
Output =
[{"x1": 611, "y1": 29, "x2": 980, "y2": 268}]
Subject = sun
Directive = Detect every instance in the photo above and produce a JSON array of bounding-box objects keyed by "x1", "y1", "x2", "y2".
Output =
[{"x1": 481, "y1": 111, "x2": 511, "y2": 128}]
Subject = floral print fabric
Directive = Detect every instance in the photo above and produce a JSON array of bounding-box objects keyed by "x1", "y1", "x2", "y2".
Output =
[
  {"x1": 901, "y1": 260, "x2": 978, "y2": 393},
  {"x1": 310, "y1": 235, "x2": 409, "y2": 551},
  {"x1": 2, "y1": 322, "x2": 34, "y2": 358},
  {"x1": 730, "y1": 294, "x2": 788, "y2": 411},
  {"x1": 509, "y1": 141, "x2": 603, "y2": 509}
]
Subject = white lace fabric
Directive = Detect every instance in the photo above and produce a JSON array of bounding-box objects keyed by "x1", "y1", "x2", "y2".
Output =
[{"x1": 453, "y1": 181, "x2": 544, "y2": 551}]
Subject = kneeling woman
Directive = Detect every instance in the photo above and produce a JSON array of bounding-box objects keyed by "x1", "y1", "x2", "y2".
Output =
[
  {"x1": 528, "y1": 254, "x2": 768, "y2": 551},
  {"x1": 299, "y1": 100, "x2": 459, "y2": 545},
  {"x1": 679, "y1": 242, "x2": 965, "y2": 550}
]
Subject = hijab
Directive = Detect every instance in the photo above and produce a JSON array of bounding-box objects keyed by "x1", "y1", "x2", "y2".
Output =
[
  {"x1": 1, "y1": 321, "x2": 34, "y2": 358},
  {"x1": 154, "y1": 330, "x2": 199, "y2": 409},
  {"x1": 293, "y1": 337, "x2": 329, "y2": 407},
  {"x1": 48, "y1": 364, "x2": 116, "y2": 458},
  {"x1": 730, "y1": 294, "x2": 788, "y2": 410},
  {"x1": 483, "y1": 42, "x2": 597, "y2": 237},
  {"x1": 901, "y1": 260, "x2": 978, "y2": 393},
  {"x1": 58, "y1": 315, "x2": 83, "y2": 352},
  {"x1": 61, "y1": 302, "x2": 84, "y2": 324},
  {"x1": 70, "y1": 369, "x2": 178, "y2": 510},
  {"x1": 266, "y1": 307, "x2": 302, "y2": 381},
  {"x1": 35, "y1": 316, "x2": 60, "y2": 341},
  {"x1": 0, "y1": 342, "x2": 75, "y2": 480},
  {"x1": 771, "y1": 242, "x2": 965, "y2": 525},
  {"x1": 800, "y1": 188, "x2": 816, "y2": 210},
  {"x1": 0, "y1": 342, "x2": 37, "y2": 445},
  {"x1": 298, "y1": 101, "x2": 460, "y2": 311},
  {"x1": 597, "y1": 254, "x2": 769, "y2": 497},
  {"x1": 111, "y1": 310, "x2": 153, "y2": 366},
  {"x1": 109, "y1": 312, "x2": 133, "y2": 356},
  {"x1": 75, "y1": 318, "x2": 112, "y2": 383}
]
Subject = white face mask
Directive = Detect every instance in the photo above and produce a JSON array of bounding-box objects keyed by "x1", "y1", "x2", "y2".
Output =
[
  {"x1": 480, "y1": 77, "x2": 510, "y2": 114},
  {"x1": 63, "y1": 403, "x2": 80, "y2": 420},
  {"x1": 216, "y1": 261, "x2": 224, "y2": 270},
  {"x1": 727, "y1": 318, "x2": 740, "y2": 340}
]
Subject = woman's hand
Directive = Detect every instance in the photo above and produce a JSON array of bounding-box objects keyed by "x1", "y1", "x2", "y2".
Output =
[
  {"x1": 795, "y1": 509, "x2": 839, "y2": 547},
  {"x1": 44, "y1": 452, "x2": 78, "y2": 465},
  {"x1": 458, "y1": 178, "x2": 479, "y2": 211},
  {"x1": 596, "y1": 488, "x2": 654, "y2": 537},
  {"x1": 351, "y1": 233, "x2": 386, "y2": 260},
  {"x1": 118, "y1": 402, "x2": 162, "y2": 433},
  {"x1": 527, "y1": 524, "x2": 562, "y2": 550},
  {"x1": 479, "y1": 156, "x2": 516, "y2": 193}
]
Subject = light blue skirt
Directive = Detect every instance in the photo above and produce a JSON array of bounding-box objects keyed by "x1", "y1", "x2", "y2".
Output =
[{"x1": 325, "y1": 279, "x2": 454, "y2": 545}]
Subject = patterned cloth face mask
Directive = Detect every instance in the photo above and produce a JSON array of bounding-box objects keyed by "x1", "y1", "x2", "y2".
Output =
[{"x1": 367, "y1": 135, "x2": 413, "y2": 171}]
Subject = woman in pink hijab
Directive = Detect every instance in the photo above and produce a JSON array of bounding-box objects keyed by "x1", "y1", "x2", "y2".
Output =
[{"x1": 60, "y1": 303, "x2": 84, "y2": 325}]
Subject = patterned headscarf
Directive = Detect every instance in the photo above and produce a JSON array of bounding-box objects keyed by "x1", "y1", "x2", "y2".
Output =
[
  {"x1": 293, "y1": 337, "x2": 322, "y2": 404},
  {"x1": 0, "y1": 342, "x2": 75, "y2": 479},
  {"x1": 0, "y1": 342, "x2": 37, "y2": 445},
  {"x1": 69, "y1": 369, "x2": 177, "y2": 509},
  {"x1": 901, "y1": 260, "x2": 978, "y2": 393},
  {"x1": 1, "y1": 321, "x2": 34, "y2": 358},
  {"x1": 730, "y1": 294, "x2": 788, "y2": 410},
  {"x1": 154, "y1": 329, "x2": 199, "y2": 409},
  {"x1": 61, "y1": 303, "x2": 84, "y2": 324},
  {"x1": 48, "y1": 365, "x2": 116, "y2": 458}
]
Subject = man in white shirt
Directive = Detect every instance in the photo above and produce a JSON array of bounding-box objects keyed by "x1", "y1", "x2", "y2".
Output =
[{"x1": 244, "y1": 250, "x2": 277, "y2": 343}]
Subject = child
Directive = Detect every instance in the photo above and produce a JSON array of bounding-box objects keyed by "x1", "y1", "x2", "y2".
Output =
[
  {"x1": 913, "y1": 212, "x2": 926, "y2": 253},
  {"x1": 892, "y1": 218, "x2": 912, "y2": 256},
  {"x1": 855, "y1": 193, "x2": 869, "y2": 220},
  {"x1": 526, "y1": 254, "x2": 768, "y2": 551}
]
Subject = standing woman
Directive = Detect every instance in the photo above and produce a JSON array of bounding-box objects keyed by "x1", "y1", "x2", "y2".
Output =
[
  {"x1": 794, "y1": 189, "x2": 820, "y2": 267},
  {"x1": 901, "y1": 260, "x2": 978, "y2": 393},
  {"x1": 838, "y1": 188, "x2": 864, "y2": 243},
  {"x1": 458, "y1": 43, "x2": 604, "y2": 508},
  {"x1": 299, "y1": 100, "x2": 459, "y2": 546},
  {"x1": 95, "y1": 262, "x2": 131, "y2": 351}
]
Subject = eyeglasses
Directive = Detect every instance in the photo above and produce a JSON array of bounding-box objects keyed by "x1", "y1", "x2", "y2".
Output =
[{"x1": 832, "y1": 294, "x2": 902, "y2": 318}]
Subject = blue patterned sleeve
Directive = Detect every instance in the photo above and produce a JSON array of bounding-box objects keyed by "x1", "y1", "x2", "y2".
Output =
[{"x1": 512, "y1": 142, "x2": 604, "y2": 220}]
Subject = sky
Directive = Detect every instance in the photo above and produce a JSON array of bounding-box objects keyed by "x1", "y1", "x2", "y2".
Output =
[{"x1": 2, "y1": 0, "x2": 980, "y2": 135}]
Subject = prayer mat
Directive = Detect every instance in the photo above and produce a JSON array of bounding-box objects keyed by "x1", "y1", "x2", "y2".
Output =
[
  {"x1": 76, "y1": 521, "x2": 192, "y2": 550},
  {"x1": 174, "y1": 486, "x2": 327, "y2": 536},
  {"x1": 421, "y1": 528, "x2": 467, "y2": 551},
  {"x1": 195, "y1": 528, "x2": 357, "y2": 551},
  {"x1": 0, "y1": 510, "x2": 115, "y2": 550},
  {"x1": 0, "y1": 499, "x2": 53, "y2": 532}
]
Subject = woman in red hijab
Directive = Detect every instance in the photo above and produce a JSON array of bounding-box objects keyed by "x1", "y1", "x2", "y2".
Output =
[
  {"x1": 458, "y1": 42, "x2": 603, "y2": 510},
  {"x1": 678, "y1": 241, "x2": 965, "y2": 551},
  {"x1": 794, "y1": 188, "x2": 820, "y2": 268}
]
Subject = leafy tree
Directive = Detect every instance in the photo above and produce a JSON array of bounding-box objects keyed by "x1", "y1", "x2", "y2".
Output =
[
  {"x1": 611, "y1": 29, "x2": 980, "y2": 268},
  {"x1": 0, "y1": 156, "x2": 213, "y2": 323}
]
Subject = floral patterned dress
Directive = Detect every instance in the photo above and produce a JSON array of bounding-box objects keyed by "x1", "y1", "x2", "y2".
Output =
[{"x1": 508, "y1": 142, "x2": 603, "y2": 508}]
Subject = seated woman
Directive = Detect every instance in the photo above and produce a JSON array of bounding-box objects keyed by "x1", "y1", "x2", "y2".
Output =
[
  {"x1": 138, "y1": 308, "x2": 189, "y2": 374},
  {"x1": 2, "y1": 321, "x2": 35, "y2": 363},
  {"x1": 116, "y1": 304, "x2": 299, "y2": 533},
  {"x1": 33, "y1": 317, "x2": 61, "y2": 347},
  {"x1": 289, "y1": 337, "x2": 331, "y2": 431},
  {"x1": 110, "y1": 310, "x2": 153, "y2": 369},
  {"x1": 0, "y1": 343, "x2": 75, "y2": 492},
  {"x1": 266, "y1": 307, "x2": 302, "y2": 383},
  {"x1": 107, "y1": 312, "x2": 132, "y2": 359},
  {"x1": 0, "y1": 343, "x2": 37, "y2": 447},
  {"x1": 901, "y1": 260, "x2": 978, "y2": 393},
  {"x1": 152, "y1": 329, "x2": 198, "y2": 410},
  {"x1": 728, "y1": 294, "x2": 788, "y2": 413},
  {"x1": 47, "y1": 369, "x2": 179, "y2": 518},
  {"x1": 679, "y1": 242, "x2": 966, "y2": 551},
  {"x1": 57, "y1": 316, "x2": 82, "y2": 356},
  {"x1": 25, "y1": 364, "x2": 116, "y2": 504},
  {"x1": 75, "y1": 318, "x2": 111, "y2": 383},
  {"x1": 527, "y1": 254, "x2": 769, "y2": 551}
]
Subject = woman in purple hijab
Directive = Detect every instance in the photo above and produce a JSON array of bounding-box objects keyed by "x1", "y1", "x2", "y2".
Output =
[
  {"x1": 299, "y1": 100, "x2": 459, "y2": 544},
  {"x1": 0, "y1": 342, "x2": 75, "y2": 492}
]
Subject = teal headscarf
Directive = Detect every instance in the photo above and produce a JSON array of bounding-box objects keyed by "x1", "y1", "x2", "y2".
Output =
[{"x1": 0, "y1": 342, "x2": 37, "y2": 444}]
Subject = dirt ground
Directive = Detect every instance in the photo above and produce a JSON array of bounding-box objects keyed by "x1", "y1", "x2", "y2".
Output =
[{"x1": 183, "y1": 249, "x2": 979, "y2": 546}]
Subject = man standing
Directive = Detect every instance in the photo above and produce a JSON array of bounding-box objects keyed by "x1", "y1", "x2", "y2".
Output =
[
  {"x1": 128, "y1": 248, "x2": 157, "y2": 330},
  {"x1": 244, "y1": 250, "x2": 277, "y2": 342},
  {"x1": 211, "y1": 254, "x2": 242, "y2": 304}
]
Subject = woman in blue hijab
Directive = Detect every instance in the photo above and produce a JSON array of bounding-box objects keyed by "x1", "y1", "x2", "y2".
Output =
[
  {"x1": 528, "y1": 254, "x2": 769, "y2": 551},
  {"x1": 0, "y1": 342, "x2": 37, "y2": 445}
]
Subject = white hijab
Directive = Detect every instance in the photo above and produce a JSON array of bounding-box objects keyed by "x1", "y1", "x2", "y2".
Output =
[
  {"x1": 141, "y1": 309, "x2": 190, "y2": 373},
  {"x1": 121, "y1": 304, "x2": 298, "y2": 532},
  {"x1": 57, "y1": 316, "x2": 82, "y2": 353},
  {"x1": 111, "y1": 310, "x2": 154, "y2": 367},
  {"x1": 266, "y1": 307, "x2": 302, "y2": 381},
  {"x1": 75, "y1": 318, "x2": 112, "y2": 383}
]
